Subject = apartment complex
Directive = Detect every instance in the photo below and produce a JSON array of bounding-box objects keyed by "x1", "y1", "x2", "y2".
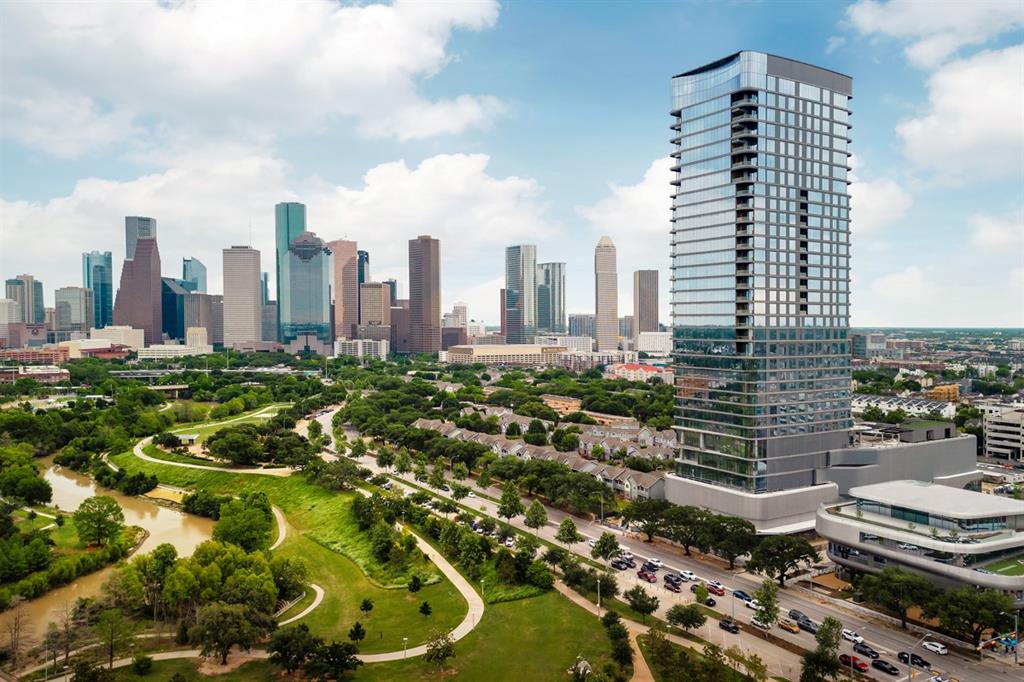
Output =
[{"x1": 985, "y1": 409, "x2": 1024, "y2": 462}]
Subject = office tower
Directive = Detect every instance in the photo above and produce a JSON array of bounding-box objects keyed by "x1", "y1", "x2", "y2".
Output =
[
  {"x1": 54, "y1": 287, "x2": 93, "y2": 333},
  {"x1": 184, "y1": 292, "x2": 220, "y2": 345},
  {"x1": 82, "y1": 251, "x2": 113, "y2": 329},
  {"x1": 4, "y1": 275, "x2": 44, "y2": 324},
  {"x1": 632, "y1": 270, "x2": 659, "y2": 339},
  {"x1": 222, "y1": 246, "x2": 262, "y2": 346},
  {"x1": 125, "y1": 216, "x2": 157, "y2": 261},
  {"x1": 160, "y1": 278, "x2": 189, "y2": 340},
  {"x1": 408, "y1": 235, "x2": 441, "y2": 354},
  {"x1": 618, "y1": 316, "x2": 633, "y2": 339},
  {"x1": 0, "y1": 299, "x2": 16, "y2": 346},
  {"x1": 261, "y1": 302, "x2": 278, "y2": 343},
  {"x1": 384, "y1": 279, "x2": 398, "y2": 306},
  {"x1": 594, "y1": 236, "x2": 618, "y2": 351},
  {"x1": 357, "y1": 282, "x2": 391, "y2": 341},
  {"x1": 537, "y1": 262, "x2": 566, "y2": 333},
  {"x1": 44, "y1": 308, "x2": 56, "y2": 332},
  {"x1": 356, "y1": 250, "x2": 370, "y2": 322},
  {"x1": 275, "y1": 201, "x2": 307, "y2": 339},
  {"x1": 210, "y1": 295, "x2": 224, "y2": 345},
  {"x1": 444, "y1": 302, "x2": 467, "y2": 329},
  {"x1": 281, "y1": 232, "x2": 332, "y2": 353},
  {"x1": 499, "y1": 289, "x2": 507, "y2": 336},
  {"x1": 260, "y1": 272, "x2": 270, "y2": 304},
  {"x1": 327, "y1": 239, "x2": 358, "y2": 340},
  {"x1": 390, "y1": 300, "x2": 411, "y2": 353},
  {"x1": 504, "y1": 245, "x2": 537, "y2": 343},
  {"x1": 182, "y1": 257, "x2": 207, "y2": 293},
  {"x1": 670, "y1": 51, "x2": 853, "y2": 494},
  {"x1": 113, "y1": 237, "x2": 162, "y2": 344},
  {"x1": 568, "y1": 313, "x2": 595, "y2": 339}
]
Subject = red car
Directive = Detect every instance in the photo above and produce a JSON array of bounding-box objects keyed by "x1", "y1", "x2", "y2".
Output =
[
  {"x1": 839, "y1": 654, "x2": 868, "y2": 673},
  {"x1": 665, "y1": 582, "x2": 681, "y2": 593},
  {"x1": 638, "y1": 570, "x2": 658, "y2": 583},
  {"x1": 706, "y1": 583, "x2": 726, "y2": 596}
]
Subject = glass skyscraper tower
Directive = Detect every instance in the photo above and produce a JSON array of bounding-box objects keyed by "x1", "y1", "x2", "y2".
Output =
[
  {"x1": 82, "y1": 251, "x2": 113, "y2": 329},
  {"x1": 504, "y1": 245, "x2": 537, "y2": 343},
  {"x1": 671, "y1": 52, "x2": 853, "y2": 494}
]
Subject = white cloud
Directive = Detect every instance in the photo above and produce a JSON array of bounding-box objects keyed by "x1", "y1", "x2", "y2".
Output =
[
  {"x1": 0, "y1": 152, "x2": 555, "y2": 323},
  {"x1": 0, "y1": 0, "x2": 502, "y2": 156},
  {"x1": 969, "y1": 212, "x2": 1024, "y2": 250},
  {"x1": 825, "y1": 36, "x2": 846, "y2": 54},
  {"x1": 847, "y1": 155, "x2": 913, "y2": 234},
  {"x1": 847, "y1": 0, "x2": 1024, "y2": 67},
  {"x1": 895, "y1": 46, "x2": 1024, "y2": 181}
]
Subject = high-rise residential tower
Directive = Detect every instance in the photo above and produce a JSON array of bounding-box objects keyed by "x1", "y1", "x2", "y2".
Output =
[
  {"x1": 568, "y1": 313, "x2": 595, "y2": 339},
  {"x1": 82, "y1": 251, "x2": 113, "y2": 329},
  {"x1": 593, "y1": 236, "x2": 618, "y2": 351},
  {"x1": 4, "y1": 275, "x2": 44, "y2": 325},
  {"x1": 275, "y1": 201, "x2": 306, "y2": 339},
  {"x1": 408, "y1": 235, "x2": 440, "y2": 354},
  {"x1": 54, "y1": 287, "x2": 94, "y2": 333},
  {"x1": 113, "y1": 237, "x2": 162, "y2": 344},
  {"x1": 222, "y1": 246, "x2": 263, "y2": 346},
  {"x1": 632, "y1": 269, "x2": 659, "y2": 340},
  {"x1": 182, "y1": 257, "x2": 207, "y2": 293},
  {"x1": 669, "y1": 52, "x2": 853, "y2": 502},
  {"x1": 125, "y1": 216, "x2": 157, "y2": 261},
  {"x1": 504, "y1": 245, "x2": 537, "y2": 344},
  {"x1": 537, "y1": 262, "x2": 566, "y2": 333},
  {"x1": 327, "y1": 239, "x2": 358, "y2": 340}
]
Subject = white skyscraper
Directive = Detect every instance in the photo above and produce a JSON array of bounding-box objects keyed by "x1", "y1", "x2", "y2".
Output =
[
  {"x1": 594, "y1": 236, "x2": 618, "y2": 351},
  {"x1": 222, "y1": 246, "x2": 262, "y2": 347}
]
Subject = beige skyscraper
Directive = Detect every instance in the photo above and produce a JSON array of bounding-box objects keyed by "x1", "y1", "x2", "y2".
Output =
[
  {"x1": 222, "y1": 246, "x2": 262, "y2": 347},
  {"x1": 594, "y1": 236, "x2": 618, "y2": 351},
  {"x1": 632, "y1": 269, "x2": 659, "y2": 339},
  {"x1": 359, "y1": 282, "x2": 391, "y2": 326},
  {"x1": 408, "y1": 235, "x2": 441, "y2": 354},
  {"x1": 328, "y1": 239, "x2": 358, "y2": 339}
]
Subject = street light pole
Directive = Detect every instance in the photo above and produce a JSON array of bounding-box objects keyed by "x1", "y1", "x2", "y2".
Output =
[
  {"x1": 597, "y1": 577, "x2": 602, "y2": 620},
  {"x1": 403, "y1": 636, "x2": 409, "y2": 658}
]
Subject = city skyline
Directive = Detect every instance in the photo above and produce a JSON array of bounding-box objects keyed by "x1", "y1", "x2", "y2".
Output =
[{"x1": 3, "y1": 2, "x2": 1019, "y2": 328}]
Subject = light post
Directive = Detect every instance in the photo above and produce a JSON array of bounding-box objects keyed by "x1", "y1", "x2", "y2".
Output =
[
  {"x1": 1001, "y1": 609, "x2": 1020, "y2": 667},
  {"x1": 403, "y1": 636, "x2": 409, "y2": 658},
  {"x1": 905, "y1": 632, "x2": 930, "y2": 680},
  {"x1": 596, "y1": 576, "x2": 602, "y2": 620}
]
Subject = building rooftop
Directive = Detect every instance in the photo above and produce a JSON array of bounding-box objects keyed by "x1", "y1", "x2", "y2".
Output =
[{"x1": 850, "y1": 480, "x2": 1024, "y2": 520}]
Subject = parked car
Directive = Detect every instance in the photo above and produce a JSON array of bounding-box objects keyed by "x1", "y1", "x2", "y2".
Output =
[
  {"x1": 706, "y1": 583, "x2": 725, "y2": 596},
  {"x1": 718, "y1": 619, "x2": 739, "y2": 634},
  {"x1": 854, "y1": 641, "x2": 880, "y2": 659},
  {"x1": 922, "y1": 641, "x2": 948, "y2": 655},
  {"x1": 871, "y1": 659, "x2": 900, "y2": 675},
  {"x1": 664, "y1": 573, "x2": 682, "y2": 585},
  {"x1": 798, "y1": 618, "x2": 819, "y2": 634},
  {"x1": 440, "y1": 484, "x2": 450, "y2": 492},
  {"x1": 638, "y1": 571, "x2": 658, "y2": 583},
  {"x1": 467, "y1": 491, "x2": 476, "y2": 498},
  {"x1": 622, "y1": 552, "x2": 634, "y2": 560},
  {"x1": 680, "y1": 570, "x2": 697, "y2": 581},
  {"x1": 841, "y1": 629, "x2": 865, "y2": 644},
  {"x1": 778, "y1": 618, "x2": 801, "y2": 634},
  {"x1": 610, "y1": 559, "x2": 628, "y2": 570},
  {"x1": 622, "y1": 559, "x2": 637, "y2": 569},
  {"x1": 732, "y1": 590, "x2": 752, "y2": 602},
  {"x1": 704, "y1": 597, "x2": 716, "y2": 607},
  {"x1": 751, "y1": 615, "x2": 771, "y2": 631},
  {"x1": 665, "y1": 582, "x2": 681, "y2": 593},
  {"x1": 641, "y1": 562, "x2": 660, "y2": 573},
  {"x1": 588, "y1": 539, "x2": 596, "y2": 548},
  {"x1": 744, "y1": 599, "x2": 761, "y2": 611},
  {"x1": 898, "y1": 542, "x2": 920, "y2": 551},
  {"x1": 897, "y1": 651, "x2": 930, "y2": 668},
  {"x1": 839, "y1": 654, "x2": 868, "y2": 673},
  {"x1": 648, "y1": 558, "x2": 664, "y2": 568},
  {"x1": 788, "y1": 609, "x2": 806, "y2": 621},
  {"x1": 504, "y1": 537, "x2": 515, "y2": 548}
]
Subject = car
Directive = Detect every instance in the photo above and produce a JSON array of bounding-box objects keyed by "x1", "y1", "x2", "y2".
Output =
[
  {"x1": 718, "y1": 619, "x2": 739, "y2": 634},
  {"x1": 504, "y1": 537, "x2": 515, "y2": 548},
  {"x1": 898, "y1": 651, "x2": 930, "y2": 668},
  {"x1": 588, "y1": 539, "x2": 596, "y2": 548},
  {"x1": 922, "y1": 641, "x2": 948, "y2": 655},
  {"x1": 839, "y1": 654, "x2": 868, "y2": 673},
  {"x1": 641, "y1": 562, "x2": 660, "y2": 572},
  {"x1": 680, "y1": 570, "x2": 697, "y2": 581},
  {"x1": 788, "y1": 609, "x2": 806, "y2": 621},
  {"x1": 841, "y1": 629, "x2": 865, "y2": 644},
  {"x1": 751, "y1": 615, "x2": 771, "y2": 631},
  {"x1": 744, "y1": 599, "x2": 761, "y2": 611},
  {"x1": 704, "y1": 597, "x2": 716, "y2": 607},
  {"x1": 708, "y1": 580, "x2": 724, "y2": 590},
  {"x1": 622, "y1": 559, "x2": 637, "y2": 569},
  {"x1": 854, "y1": 641, "x2": 879, "y2": 659},
  {"x1": 665, "y1": 582, "x2": 681, "y2": 593},
  {"x1": 706, "y1": 583, "x2": 725, "y2": 596},
  {"x1": 622, "y1": 552, "x2": 634, "y2": 560},
  {"x1": 664, "y1": 573, "x2": 682, "y2": 585},
  {"x1": 648, "y1": 558, "x2": 664, "y2": 568},
  {"x1": 467, "y1": 491, "x2": 476, "y2": 498},
  {"x1": 440, "y1": 484, "x2": 450, "y2": 492},
  {"x1": 898, "y1": 542, "x2": 920, "y2": 551},
  {"x1": 732, "y1": 590, "x2": 752, "y2": 602},
  {"x1": 871, "y1": 659, "x2": 899, "y2": 675},
  {"x1": 778, "y1": 618, "x2": 801, "y2": 633},
  {"x1": 798, "y1": 618, "x2": 819, "y2": 634},
  {"x1": 638, "y1": 571, "x2": 658, "y2": 583},
  {"x1": 610, "y1": 559, "x2": 628, "y2": 570}
]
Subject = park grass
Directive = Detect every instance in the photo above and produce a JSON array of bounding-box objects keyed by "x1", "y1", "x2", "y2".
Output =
[
  {"x1": 984, "y1": 555, "x2": 1024, "y2": 576},
  {"x1": 141, "y1": 443, "x2": 230, "y2": 468},
  {"x1": 273, "y1": 523, "x2": 465, "y2": 654},
  {"x1": 355, "y1": 590, "x2": 614, "y2": 682},
  {"x1": 112, "y1": 658, "x2": 276, "y2": 681},
  {"x1": 168, "y1": 403, "x2": 288, "y2": 442},
  {"x1": 12, "y1": 509, "x2": 54, "y2": 534},
  {"x1": 110, "y1": 450, "x2": 441, "y2": 587},
  {"x1": 636, "y1": 633, "x2": 750, "y2": 682}
]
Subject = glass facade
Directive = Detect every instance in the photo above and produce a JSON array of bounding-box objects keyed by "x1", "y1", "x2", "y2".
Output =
[
  {"x1": 182, "y1": 257, "x2": 207, "y2": 293},
  {"x1": 275, "y1": 201, "x2": 307, "y2": 340},
  {"x1": 505, "y1": 245, "x2": 537, "y2": 343},
  {"x1": 537, "y1": 262, "x2": 566, "y2": 333},
  {"x1": 82, "y1": 251, "x2": 113, "y2": 329},
  {"x1": 281, "y1": 232, "x2": 332, "y2": 348},
  {"x1": 671, "y1": 52, "x2": 854, "y2": 493}
]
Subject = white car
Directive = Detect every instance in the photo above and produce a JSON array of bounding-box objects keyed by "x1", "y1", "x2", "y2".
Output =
[
  {"x1": 708, "y1": 580, "x2": 724, "y2": 590},
  {"x1": 588, "y1": 539, "x2": 596, "y2": 548},
  {"x1": 898, "y1": 543, "x2": 920, "y2": 551},
  {"x1": 649, "y1": 558, "x2": 664, "y2": 568},
  {"x1": 751, "y1": 615, "x2": 771, "y2": 630},
  {"x1": 622, "y1": 552, "x2": 634, "y2": 560},
  {"x1": 922, "y1": 641, "x2": 948, "y2": 655},
  {"x1": 467, "y1": 491, "x2": 476, "y2": 498},
  {"x1": 841, "y1": 629, "x2": 865, "y2": 644},
  {"x1": 680, "y1": 570, "x2": 697, "y2": 581},
  {"x1": 504, "y1": 537, "x2": 516, "y2": 548},
  {"x1": 745, "y1": 599, "x2": 761, "y2": 611}
]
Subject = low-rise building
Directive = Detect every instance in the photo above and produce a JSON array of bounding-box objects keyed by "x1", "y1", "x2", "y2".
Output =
[
  {"x1": 636, "y1": 331, "x2": 672, "y2": 357},
  {"x1": 137, "y1": 327, "x2": 214, "y2": 360},
  {"x1": 605, "y1": 362, "x2": 674, "y2": 384},
  {"x1": 985, "y1": 409, "x2": 1024, "y2": 462},
  {"x1": 0, "y1": 346, "x2": 69, "y2": 364},
  {"x1": 90, "y1": 325, "x2": 145, "y2": 350},
  {"x1": 535, "y1": 335, "x2": 593, "y2": 353},
  {"x1": 925, "y1": 384, "x2": 959, "y2": 401},
  {"x1": 539, "y1": 393, "x2": 582, "y2": 415},
  {"x1": 851, "y1": 394, "x2": 956, "y2": 420},
  {"x1": 447, "y1": 343, "x2": 567, "y2": 366},
  {"x1": 0, "y1": 365, "x2": 70, "y2": 384},
  {"x1": 560, "y1": 350, "x2": 638, "y2": 372},
  {"x1": 335, "y1": 338, "x2": 389, "y2": 360},
  {"x1": 817, "y1": 480, "x2": 1024, "y2": 605}
]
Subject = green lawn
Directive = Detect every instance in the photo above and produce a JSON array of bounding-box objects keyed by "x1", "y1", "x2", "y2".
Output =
[
  {"x1": 12, "y1": 509, "x2": 55, "y2": 534},
  {"x1": 637, "y1": 633, "x2": 749, "y2": 682},
  {"x1": 983, "y1": 555, "x2": 1024, "y2": 576},
  {"x1": 142, "y1": 443, "x2": 233, "y2": 468},
  {"x1": 112, "y1": 658, "x2": 275, "y2": 681},
  {"x1": 169, "y1": 403, "x2": 288, "y2": 443}
]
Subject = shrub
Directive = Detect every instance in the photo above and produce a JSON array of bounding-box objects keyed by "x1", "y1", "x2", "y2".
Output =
[{"x1": 131, "y1": 655, "x2": 153, "y2": 675}]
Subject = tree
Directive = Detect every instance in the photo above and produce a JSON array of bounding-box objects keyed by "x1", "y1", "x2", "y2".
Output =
[
  {"x1": 270, "y1": 556, "x2": 309, "y2": 601},
  {"x1": 747, "y1": 535, "x2": 819, "y2": 587},
  {"x1": 662, "y1": 505, "x2": 709, "y2": 556},
  {"x1": 428, "y1": 465, "x2": 446, "y2": 490},
  {"x1": 555, "y1": 518, "x2": 584, "y2": 546},
  {"x1": 666, "y1": 603, "x2": 706, "y2": 632},
  {"x1": 497, "y1": 484, "x2": 525, "y2": 521},
  {"x1": 624, "y1": 585, "x2": 659, "y2": 624},
  {"x1": 304, "y1": 641, "x2": 362, "y2": 680},
  {"x1": 924, "y1": 587, "x2": 1015, "y2": 650},
  {"x1": 524, "y1": 500, "x2": 548, "y2": 536},
  {"x1": 590, "y1": 531, "x2": 621, "y2": 567},
  {"x1": 359, "y1": 598, "x2": 374, "y2": 616},
  {"x1": 268, "y1": 624, "x2": 321, "y2": 674},
  {"x1": 347, "y1": 621, "x2": 365, "y2": 643},
  {"x1": 800, "y1": 616, "x2": 842, "y2": 682},
  {"x1": 73, "y1": 496, "x2": 124, "y2": 546},
  {"x1": 420, "y1": 601, "x2": 432, "y2": 616},
  {"x1": 425, "y1": 629, "x2": 456, "y2": 670},
  {"x1": 189, "y1": 602, "x2": 265, "y2": 665},
  {"x1": 752, "y1": 579, "x2": 779, "y2": 635},
  {"x1": 505, "y1": 421, "x2": 522, "y2": 438},
  {"x1": 3, "y1": 598, "x2": 28, "y2": 669},
  {"x1": 408, "y1": 575, "x2": 422, "y2": 593},
  {"x1": 94, "y1": 608, "x2": 135, "y2": 669},
  {"x1": 453, "y1": 462, "x2": 470, "y2": 481},
  {"x1": 858, "y1": 566, "x2": 936, "y2": 629},
  {"x1": 709, "y1": 516, "x2": 757, "y2": 569},
  {"x1": 375, "y1": 448, "x2": 394, "y2": 470},
  {"x1": 623, "y1": 498, "x2": 671, "y2": 542},
  {"x1": 213, "y1": 497, "x2": 273, "y2": 552},
  {"x1": 451, "y1": 483, "x2": 470, "y2": 502}
]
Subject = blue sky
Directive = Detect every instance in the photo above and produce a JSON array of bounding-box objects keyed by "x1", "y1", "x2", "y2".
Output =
[{"x1": 1, "y1": 0, "x2": 1022, "y2": 327}]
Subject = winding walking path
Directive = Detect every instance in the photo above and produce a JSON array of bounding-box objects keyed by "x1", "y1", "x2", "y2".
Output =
[{"x1": 279, "y1": 584, "x2": 326, "y2": 626}]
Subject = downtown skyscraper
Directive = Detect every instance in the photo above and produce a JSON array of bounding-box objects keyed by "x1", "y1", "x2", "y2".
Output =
[
  {"x1": 182, "y1": 257, "x2": 207, "y2": 293},
  {"x1": 124, "y1": 216, "x2": 156, "y2": 260},
  {"x1": 327, "y1": 239, "x2": 359, "y2": 340},
  {"x1": 82, "y1": 251, "x2": 113, "y2": 329},
  {"x1": 632, "y1": 269, "x2": 659, "y2": 339},
  {"x1": 593, "y1": 236, "x2": 618, "y2": 351},
  {"x1": 222, "y1": 246, "x2": 262, "y2": 346},
  {"x1": 669, "y1": 51, "x2": 852, "y2": 497},
  {"x1": 113, "y1": 234, "x2": 162, "y2": 344},
  {"x1": 537, "y1": 262, "x2": 566, "y2": 334},
  {"x1": 408, "y1": 235, "x2": 440, "y2": 355},
  {"x1": 504, "y1": 244, "x2": 537, "y2": 343}
]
